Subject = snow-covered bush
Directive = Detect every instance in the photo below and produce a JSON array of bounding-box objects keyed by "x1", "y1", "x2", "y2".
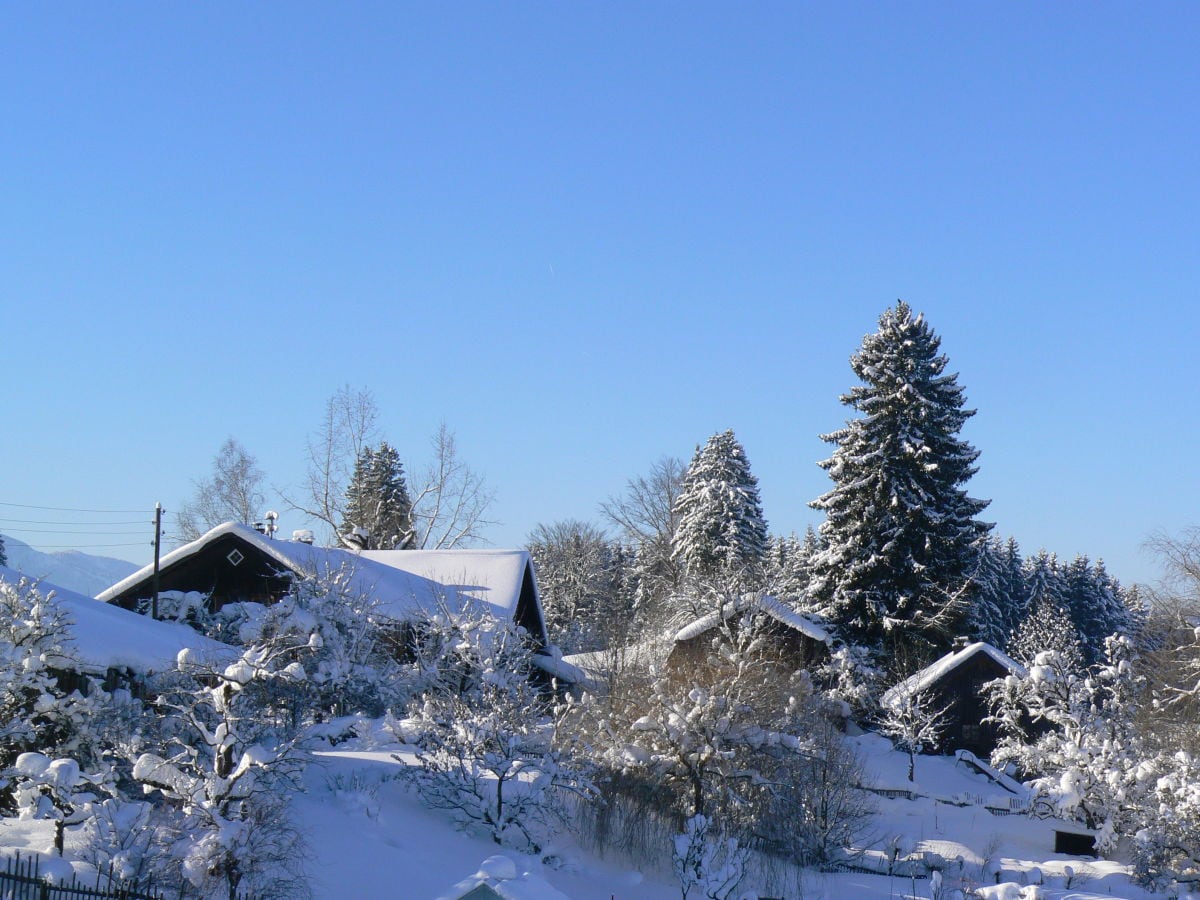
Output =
[
  {"x1": 581, "y1": 607, "x2": 872, "y2": 868},
  {"x1": 989, "y1": 635, "x2": 1145, "y2": 852},
  {"x1": 8, "y1": 751, "x2": 115, "y2": 855},
  {"x1": 133, "y1": 641, "x2": 314, "y2": 898},
  {"x1": 672, "y1": 814, "x2": 748, "y2": 900},
  {"x1": 1130, "y1": 750, "x2": 1200, "y2": 890},
  {"x1": 877, "y1": 676, "x2": 950, "y2": 781},
  {"x1": 0, "y1": 578, "x2": 79, "y2": 772},
  {"x1": 398, "y1": 611, "x2": 593, "y2": 853}
]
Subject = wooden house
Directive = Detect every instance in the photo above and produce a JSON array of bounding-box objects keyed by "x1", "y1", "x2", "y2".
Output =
[
  {"x1": 666, "y1": 593, "x2": 832, "y2": 680},
  {"x1": 881, "y1": 641, "x2": 1026, "y2": 758},
  {"x1": 96, "y1": 522, "x2": 575, "y2": 683}
]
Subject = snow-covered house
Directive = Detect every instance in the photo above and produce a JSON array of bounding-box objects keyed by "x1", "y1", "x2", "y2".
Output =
[
  {"x1": 881, "y1": 641, "x2": 1026, "y2": 758},
  {"x1": 667, "y1": 593, "x2": 832, "y2": 677},
  {"x1": 95, "y1": 523, "x2": 573, "y2": 682},
  {"x1": 0, "y1": 565, "x2": 233, "y2": 694}
]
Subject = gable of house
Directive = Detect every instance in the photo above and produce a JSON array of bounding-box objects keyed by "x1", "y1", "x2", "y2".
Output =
[
  {"x1": 96, "y1": 523, "x2": 552, "y2": 650},
  {"x1": 667, "y1": 593, "x2": 832, "y2": 678},
  {"x1": 882, "y1": 641, "x2": 1026, "y2": 757}
]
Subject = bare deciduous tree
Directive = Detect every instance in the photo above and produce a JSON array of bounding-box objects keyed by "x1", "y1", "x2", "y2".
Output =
[
  {"x1": 288, "y1": 385, "x2": 380, "y2": 543},
  {"x1": 174, "y1": 438, "x2": 266, "y2": 543},
  {"x1": 600, "y1": 456, "x2": 686, "y2": 624},
  {"x1": 409, "y1": 423, "x2": 496, "y2": 549}
]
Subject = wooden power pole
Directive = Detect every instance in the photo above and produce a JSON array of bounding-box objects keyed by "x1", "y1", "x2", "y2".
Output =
[{"x1": 151, "y1": 502, "x2": 162, "y2": 620}]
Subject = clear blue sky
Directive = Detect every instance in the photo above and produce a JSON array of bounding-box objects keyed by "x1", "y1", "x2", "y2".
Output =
[{"x1": 2, "y1": 3, "x2": 1197, "y2": 587}]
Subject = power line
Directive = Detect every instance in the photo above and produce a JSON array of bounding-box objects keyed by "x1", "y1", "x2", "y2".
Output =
[
  {"x1": 0, "y1": 516, "x2": 148, "y2": 526},
  {"x1": 15, "y1": 541, "x2": 148, "y2": 549},
  {"x1": 0, "y1": 527, "x2": 147, "y2": 535},
  {"x1": 0, "y1": 500, "x2": 148, "y2": 514}
]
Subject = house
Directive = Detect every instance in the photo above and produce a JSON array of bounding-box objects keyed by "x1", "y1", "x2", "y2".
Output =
[
  {"x1": 667, "y1": 593, "x2": 832, "y2": 678},
  {"x1": 0, "y1": 565, "x2": 233, "y2": 695},
  {"x1": 881, "y1": 641, "x2": 1026, "y2": 758},
  {"x1": 95, "y1": 523, "x2": 576, "y2": 683}
]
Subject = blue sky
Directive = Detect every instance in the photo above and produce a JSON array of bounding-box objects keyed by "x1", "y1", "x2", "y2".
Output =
[{"x1": 2, "y1": 3, "x2": 1197, "y2": 586}]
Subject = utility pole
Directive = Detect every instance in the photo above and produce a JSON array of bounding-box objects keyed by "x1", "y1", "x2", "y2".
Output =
[{"x1": 151, "y1": 502, "x2": 163, "y2": 620}]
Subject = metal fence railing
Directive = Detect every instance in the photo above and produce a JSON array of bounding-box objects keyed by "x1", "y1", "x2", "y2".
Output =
[{"x1": 0, "y1": 852, "x2": 165, "y2": 900}]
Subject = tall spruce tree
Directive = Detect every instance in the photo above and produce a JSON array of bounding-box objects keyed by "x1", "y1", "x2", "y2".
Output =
[
  {"x1": 0, "y1": 534, "x2": 6, "y2": 568},
  {"x1": 670, "y1": 430, "x2": 768, "y2": 584},
  {"x1": 809, "y1": 301, "x2": 991, "y2": 661},
  {"x1": 340, "y1": 442, "x2": 414, "y2": 550}
]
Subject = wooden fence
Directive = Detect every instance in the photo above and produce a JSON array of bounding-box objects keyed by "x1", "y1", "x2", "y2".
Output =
[{"x1": 0, "y1": 852, "x2": 165, "y2": 900}]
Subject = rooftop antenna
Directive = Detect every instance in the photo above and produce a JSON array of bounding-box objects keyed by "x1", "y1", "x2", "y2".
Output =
[{"x1": 264, "y1": 510, "x2": 279, "y2": 539}]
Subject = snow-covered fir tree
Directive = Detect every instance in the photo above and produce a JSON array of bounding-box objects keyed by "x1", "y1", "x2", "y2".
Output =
[
  {"x1": 966, "y1": 536, "x2": 1010, "y2": 649},
  {"x1": 809, "y1": 301, "x2": 991, "y2": 660},
  {"x1": 995, "y1": 536, "x2": 1031, "y2": 646},
  {"x1": 0, "y1": 533, "x2": 7, "y2": 567},
  {"x1": 1008, "y1": 593, "x2": 1085, "y2": 671},
  {"x1": 964, "y1": 540, "x2": 1032, "y2": 652},
  {"x1": 1023, "y1": 549, "x2": 1065, "y2": 612},
  {"x1": 670, "y1": 430, "x2": 768, "y2": 586},
  {"x1": 763, "y1": 529, "x2": 821, "y2": 611},
  {"x1": 340, "y1": 441, "x2": 414, "y2": 550}
]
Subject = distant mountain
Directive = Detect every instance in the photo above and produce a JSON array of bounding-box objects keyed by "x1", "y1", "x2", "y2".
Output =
[{"x1": 1, "y1": 534, "x2": 139, "y2": 597}]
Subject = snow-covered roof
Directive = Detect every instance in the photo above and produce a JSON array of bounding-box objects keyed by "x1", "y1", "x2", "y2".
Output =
[
  {"x1": 672, "y1": 593, "x2": 831, "y2": 645},
  {"x1": 96, "y1": 524, "x2": 547, "y2": 642},
  {"x1": 0, "y1": 566, "x2": 234, "y2": 675},
  {"x1": 882, "y1": 641, "x2": 1026, "y2": 708}
]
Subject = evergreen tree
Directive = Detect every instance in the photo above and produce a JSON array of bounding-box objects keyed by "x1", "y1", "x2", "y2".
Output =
[
  {"x1": 996, "y1": 536, "x2": 1030, "y2": 645},
  {"x1": 1092, "y1": 558, "x2": 1134, "y2": 646},
  {"x1": 1023, "y1": 549, "x2": 1066, "y2": 613},
  {"x1": 1061, "y1": 554, "x2": 1128, "y2": 665},
  {"x1": 966, "y1": 537, "x2": 1009, "y2": 649},
  {"x1": 1008, "y1": 593, "x2": 1084, "y2": 672},
  {"x1": 339, "y1": 442, "x2": 414, "y2": 550},
  {"x1": 0, "y1": 534, "x2": 6, "y2": 568},
  {"x1": 764, "y1": 528, "x2": 823, "y2": 613},
  {"x1": 671, "y1": 430, "x2": 768, "y2": 584},
  {"x1": 809, "y1": 301, "x2": 992, "y2": 659}
]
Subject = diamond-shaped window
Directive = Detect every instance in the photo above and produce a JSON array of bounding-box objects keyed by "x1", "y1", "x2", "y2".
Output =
[{"x1": 227, "y1": 549, "x2": 245, "y2": 566}]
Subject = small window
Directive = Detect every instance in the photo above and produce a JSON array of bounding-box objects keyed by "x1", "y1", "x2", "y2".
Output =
[{"x1": 227, "y1": 549, "x2": 245, "y2": 566}]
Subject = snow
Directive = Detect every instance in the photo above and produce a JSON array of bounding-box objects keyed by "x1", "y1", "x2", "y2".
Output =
[
  {"x1": 529, "y1": 652, "x2": 585, "y2": 685},
  {"x1": 672, "y1": 592, "x2": 831, "y2": 644},
  {"x1": 96, "y1": 523, "x2": 548, "y2": 643},
  {"x1": 0, "y1": 535, "x2": 138, "y2": 597},
  {"x1": 0, "y1": 566, "x2": 234, "y2": 675},
  {"x1": 882, "y1": 641, "x2": 1026, "y2": 709},
  {"x1": 0, "y1": 736, "x2": 1155, "y2": 900}
]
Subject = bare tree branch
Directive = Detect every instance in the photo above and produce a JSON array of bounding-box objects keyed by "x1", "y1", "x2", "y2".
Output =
[{"x1": 410, "y1": 423, "x2": 497, "y2": 549}]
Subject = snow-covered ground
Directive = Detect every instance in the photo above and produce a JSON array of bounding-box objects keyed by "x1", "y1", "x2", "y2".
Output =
[{"x1": 0, "y1": 733, "x2": 1158, "y2": 899}]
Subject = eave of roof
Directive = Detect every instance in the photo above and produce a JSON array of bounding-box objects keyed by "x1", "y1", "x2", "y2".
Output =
[
  {"x1": 881, "y1": 641, "x2": 1027, "y2": 708},
  {"x1": 672, "y1": 593, "x2": 831, "y2": 645}
]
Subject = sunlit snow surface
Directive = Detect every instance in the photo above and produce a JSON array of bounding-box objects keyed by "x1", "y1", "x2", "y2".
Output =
[{"x1": 0, "y1": 734, "x2": 1155, "y2": 898}]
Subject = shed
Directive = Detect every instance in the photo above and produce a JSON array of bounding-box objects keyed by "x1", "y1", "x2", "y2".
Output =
[
  {"x1": 667, "y1": 593, "x2": 832, "y2": 678},
  {"x1": 881, "y1": 641, "x2": 1026, "y2": 758}
]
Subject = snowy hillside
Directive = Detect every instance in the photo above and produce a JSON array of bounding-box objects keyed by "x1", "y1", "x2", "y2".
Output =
[
  {"x1": 1, "y1": 535, "x2": 138, "y2": 596},
  {"x1": 2, "y1": 736, "x2": 1151, "y2": 899}
]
